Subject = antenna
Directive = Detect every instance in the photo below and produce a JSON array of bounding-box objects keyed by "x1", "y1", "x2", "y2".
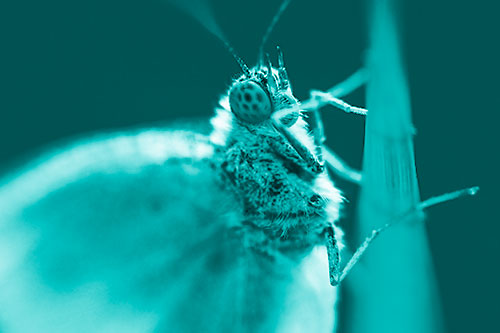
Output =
[
  {"x1": 167, "y1": 0, "x2": 250, "y2": 76},
  {"x1": 223, "y1": 40, "x2": 251, "y2": 76},
  {"x1": 258, "y1": 0, "x2": 293, "y2": 66}
]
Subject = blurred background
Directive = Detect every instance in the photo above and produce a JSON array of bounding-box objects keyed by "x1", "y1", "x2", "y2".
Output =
[{"x1": 0, "y1": 0, "x2": 498, "y2": 332}]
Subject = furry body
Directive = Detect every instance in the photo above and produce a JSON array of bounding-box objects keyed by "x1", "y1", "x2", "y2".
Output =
[
  {"x1": 211, "y1": 95, "x2": 343, "y2": 260},
  {"x1": 0, "y1": 75, "x2": 343, "y2": 332}
]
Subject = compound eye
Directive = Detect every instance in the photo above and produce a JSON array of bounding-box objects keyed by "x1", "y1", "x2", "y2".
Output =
[{"x1": 229, "y1": 80, "x2": 272, "y2": 124}]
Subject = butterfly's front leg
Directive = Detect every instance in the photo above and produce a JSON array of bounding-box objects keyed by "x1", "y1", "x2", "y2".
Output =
[
  {"x1": 309, "y1": 67, "x2": 369, "y2": 116},
  {"x1": 268, "y1": 127, "x2": 324, "y2": 175}
]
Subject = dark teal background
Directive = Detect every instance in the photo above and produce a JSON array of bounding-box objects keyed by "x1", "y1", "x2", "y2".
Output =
[{"x1": 1, "y1": 0, "x2": 498, "y2": 332}]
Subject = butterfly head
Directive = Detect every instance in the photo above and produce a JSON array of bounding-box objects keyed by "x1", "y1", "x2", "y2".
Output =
[{"x1": 228, "y1": 47, "x2": 300, "y2": 127}]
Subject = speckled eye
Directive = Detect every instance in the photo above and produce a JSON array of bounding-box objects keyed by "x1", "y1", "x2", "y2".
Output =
[{"x1": 229, "y1": 80, "x2": 272, "y2": 124}]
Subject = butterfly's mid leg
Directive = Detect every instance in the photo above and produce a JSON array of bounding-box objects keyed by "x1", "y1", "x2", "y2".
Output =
[
  {"x1": 306, "y1": 69, "x2": 367, "y2": 184},
  {"x1": 323, "y1": 146, "x2": 362, "y2": 184},
  {"x1": 309, "y1": 100, "x2": 362, "y2": 184}
]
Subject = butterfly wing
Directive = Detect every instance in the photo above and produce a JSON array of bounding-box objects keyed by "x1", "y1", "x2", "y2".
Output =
[{"x1": 0, "y1": 128, "x2": 335, "y2": 332}]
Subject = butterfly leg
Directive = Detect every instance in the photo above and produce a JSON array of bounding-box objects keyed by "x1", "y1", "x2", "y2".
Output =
[
  {"x1": 333, "y1": 187, "x2": 479, "y2": 285},
  {"x1": 308, "y1": 96, "x2": 362, "y2": 184},
  {"x1": 269, "y1": 70, "x2": 366, "y2": 174},
  {"x1": 270, "y1": 125, "x2": 324, "y2": 175},
  {"x1": 325, "y1": 67, "x2": 368, "y2": 99},
  {"x1": 324, "y1": 225, "x2": 341, "y2": 286},
  {"x1": 310, "y1": 90, "x2": 368, "y2": 116},
  {"x1": 271, "y1": 68, "x2": 368, "y2": 123},
  {"x1": 323, "y1": 146, "x2": 362, "y2": 184},
  {"x1": 309, "y1": 67, "x2": 369, "y2": 116}
]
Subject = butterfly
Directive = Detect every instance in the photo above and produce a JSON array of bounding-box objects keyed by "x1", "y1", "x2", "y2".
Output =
[{"x1": 0, "y1": 1, "x2": 477, "y2": 332}]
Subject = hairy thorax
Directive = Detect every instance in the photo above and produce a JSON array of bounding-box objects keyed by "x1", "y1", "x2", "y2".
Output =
[{"x1": 211, "y1": 116, "x2": 343, "y2": 257}]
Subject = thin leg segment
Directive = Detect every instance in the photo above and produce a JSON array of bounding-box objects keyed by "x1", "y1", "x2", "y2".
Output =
[
  {"x1": 335, "y1": 186, "x2": 479, "y2": 285},
  {"x1": 272, "y1": 123, "x2": 324, "y2": 174},
  {"x1": 272, "y1": 68, "x2": 369, "y2": 121},
  {"x1": 308, "y1": 68, "x2": 367, "y2": 151},
  {"x1": 323, "y1": 146, "x2": 362, "y2": 184},
  {"x1": 311, "y1": 67, "x2": 368, "y2": 115},
  {"x1": 326, "y1": 67, "x2": 368, "y2": 99},
  {"x1": 309, "y1": 109, "x2": 326, "y2": 163},
  {"x1": 309, "y1": 90, "x2": 368, "y2": 116},
  {"x1": 324, "y1": 226, "x2": 341, "y2": 286},
  {"x1": 306, "y1": 90, "x2": 362, "y2": 183}
]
